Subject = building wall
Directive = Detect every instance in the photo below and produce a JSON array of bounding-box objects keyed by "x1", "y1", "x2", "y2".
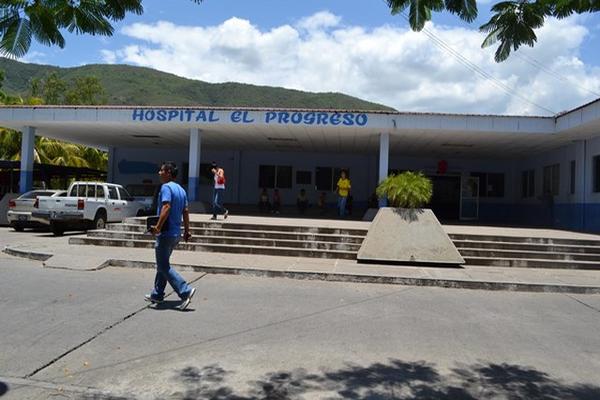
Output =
[
  {"x1": 111, "y1": 147, "x2": 376, "y2": 207},
  {"x1": 111, "y1": 140, "x2": 600, "y2": 232}
]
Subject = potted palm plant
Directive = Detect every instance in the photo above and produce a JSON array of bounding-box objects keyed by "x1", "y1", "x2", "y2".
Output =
[
  {"x1": 358, "y1": 171, "x2": 463, "y2": 265},
  {"x1": 376, "y1": 171, "x2": 432, "y2": 217}
]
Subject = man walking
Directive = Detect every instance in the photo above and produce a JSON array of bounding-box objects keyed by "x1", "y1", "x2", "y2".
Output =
[
  {"x1": 211, "y1": 161, "x2": 229, "y2": 220},
  {"x1": 146, "y1": 162, "x2": 196, "y2": 310}
]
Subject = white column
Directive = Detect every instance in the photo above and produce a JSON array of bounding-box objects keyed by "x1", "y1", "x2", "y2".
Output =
[
  {"x1": 188, "y1": 128, "x2": 202, "y2": 202},
  {"x1": 19, "y1": 126, "x2": 35, "y2": 193},
  {"x1": 107, "y1": 146, "x2": 115, "y2": 183},
  {"x1": 378, "y1": 132, "x2": 390, "y2": 207}
]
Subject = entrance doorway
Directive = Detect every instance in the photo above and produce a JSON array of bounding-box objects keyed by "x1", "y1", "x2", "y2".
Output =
[{"x1": 429, "y1": 175, "x2": 461, "y2": 221}]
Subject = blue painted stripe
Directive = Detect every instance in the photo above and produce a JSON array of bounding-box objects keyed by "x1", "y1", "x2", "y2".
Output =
[
  {"x1": 19, "y1": 170, "x2": 33, "y2": 193},
  {"x1": 188, "y1": 176, "x2": 200, "y2": 202},
  {"x1": 476, "y1": 203, "x2": 600, "y2": 233}
]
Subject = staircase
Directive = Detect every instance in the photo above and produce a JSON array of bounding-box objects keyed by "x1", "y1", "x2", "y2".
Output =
[
  {"x1": 450, "y1": 233, "x2": 600, "y2": 270},
  {"x1": 70, "y1": 217, "x2": 367, "y2": 260},
  {"x1": 69, "y1": 218, "x2": 600, "y2": 269}
]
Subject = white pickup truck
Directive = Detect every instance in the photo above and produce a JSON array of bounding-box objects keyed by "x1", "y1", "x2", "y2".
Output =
[{"x1": 32, "y1": 182, "x2": 145, "y2": 236}]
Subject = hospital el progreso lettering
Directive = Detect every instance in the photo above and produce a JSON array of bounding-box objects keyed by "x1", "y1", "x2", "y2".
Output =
[{"x1": 131, "y1": 109, "x2": 369, "y2": 127}]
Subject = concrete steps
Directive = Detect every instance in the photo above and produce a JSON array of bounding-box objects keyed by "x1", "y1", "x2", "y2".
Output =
[
  {"x1": 81, "y1": 218, "x2": 366, "y2": 259},
  {"x1": 450, "y1": 233, "x2": 600, "y2": 269},
  {"x1": 67, "y1": 218, "x2": 600, "y2": 269},
  {"x1": 87, "y1": 230, "x2": 361, "y2": 252},
  {"x1": 69, "y1": 237, "x2": 357, "y2": 260},
  {"x1": 121, "y1": 218, "x2": 369, "y2": 236},
  {"x1": 107, "y1": 223, "x2": 365, "y2": 244}
]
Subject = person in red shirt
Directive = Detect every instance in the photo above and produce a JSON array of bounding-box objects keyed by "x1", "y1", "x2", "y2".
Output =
[
  {"x1": 272, "y1": 188, "x2": 281, "y2": 214},
  {"x1": 210, "y1": 162, "x2": 228, "y2": 220}
]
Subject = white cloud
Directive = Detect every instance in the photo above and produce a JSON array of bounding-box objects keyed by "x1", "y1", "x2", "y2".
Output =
[
  {"x1": 100, "y1": 49, "x2": 117, "y2": 64},
  {"x1": 19, "y1": 50, "x2": 47, "y2": 64},
  {"x1": 101, "y1": 12, "x2": 600, "y2": 115},
  {"x1": 297, "y1": 11, "x2": 342, "y2": 32}
]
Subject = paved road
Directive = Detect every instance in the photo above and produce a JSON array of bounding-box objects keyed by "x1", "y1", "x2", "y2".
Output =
[{"x1": 1, "y1": 245, "x2": 600, "y2": 399}]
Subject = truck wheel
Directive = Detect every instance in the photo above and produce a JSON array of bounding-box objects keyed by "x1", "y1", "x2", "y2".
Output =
[
  {"x1": 92, "y1": 211, "x2": 107, "y2": 230},
  {"x1": 12, "y1": 223, "x2": 24, "y2": 232},
  {"x1": 51, "y1": 223, "x2": 64, "y2": 236}
]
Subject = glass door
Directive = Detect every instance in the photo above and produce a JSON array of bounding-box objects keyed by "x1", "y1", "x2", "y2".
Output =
[{"x1": 460, "y1": 176, "x2": 479, "y2": 220}]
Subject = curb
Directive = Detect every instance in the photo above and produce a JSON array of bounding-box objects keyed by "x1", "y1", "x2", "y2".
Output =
[
  {"x1": 5, "y1": 246, "x2": 600, "y2": 294},
  {"x1": 3, "y1": 246, "x2": 53, "y2": 261},
  {"x1": 107, "y1": 259, "x2": 600, "y2": 295}
]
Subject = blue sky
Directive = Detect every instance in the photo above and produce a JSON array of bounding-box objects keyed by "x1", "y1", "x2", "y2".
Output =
[{"x1": 21, "y1": 0, "x2": 600, "y2": 115}]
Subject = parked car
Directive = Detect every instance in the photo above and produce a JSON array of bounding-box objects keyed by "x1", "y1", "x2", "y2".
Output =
[
  {"x1": 7, "y1": 190, "x2": 67, "y2": 231},
  {"x1": 125, "y1": 184, "x2": 159, "y2": 215},
  {"x1": 32, "y1": 182, "x2": 145, "y2": 236}
]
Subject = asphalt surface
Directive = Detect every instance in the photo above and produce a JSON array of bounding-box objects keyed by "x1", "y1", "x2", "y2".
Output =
[{"x1": 1, "y1": 245, "x2": 600, "y2": 400}]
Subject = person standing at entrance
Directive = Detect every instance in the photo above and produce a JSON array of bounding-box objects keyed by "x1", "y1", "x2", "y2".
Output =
[
  {"x1": 336, "y1": 170, "x2": 351, "y2": 217},
  {"x1": 211, "y1": 162, "x2": 228, "y2": 220},
  {"x1": 147, "y1": 162, "x2": 196, "y2": 310}
]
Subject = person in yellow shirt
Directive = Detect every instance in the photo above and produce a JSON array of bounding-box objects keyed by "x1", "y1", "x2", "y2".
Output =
[{"x1": 336, "y1": 170, "x2": 351, "y2": 217}]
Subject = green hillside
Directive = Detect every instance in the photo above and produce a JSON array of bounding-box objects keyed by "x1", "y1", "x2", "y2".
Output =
[{"x1": 0, "y1": 58, "x2": 394, "y2": 111}]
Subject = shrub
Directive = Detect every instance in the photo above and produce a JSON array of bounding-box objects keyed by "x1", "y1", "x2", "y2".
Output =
[{"x1": 376, "y1": 171, "x2": 433, "y2": 208}]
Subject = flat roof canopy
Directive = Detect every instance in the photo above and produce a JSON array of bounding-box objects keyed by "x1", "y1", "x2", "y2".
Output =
[{"x1": 1, "y1": 104, "x2": 599, "y2": 159}]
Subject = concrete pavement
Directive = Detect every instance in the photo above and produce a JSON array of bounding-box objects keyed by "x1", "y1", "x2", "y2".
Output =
[
  {"x1": 4, "y1": 226, "x2": 600, "y2": 294},
  {"x1": 1, "y1": 252, "x2": 599, "y2": 399}
]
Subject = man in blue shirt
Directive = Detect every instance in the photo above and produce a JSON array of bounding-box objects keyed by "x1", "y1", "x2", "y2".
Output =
[{"x1": 146, "y1": 162, "x2": 196, "y2": 310}]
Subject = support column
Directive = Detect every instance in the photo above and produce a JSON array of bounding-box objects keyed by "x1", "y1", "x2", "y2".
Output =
[
  {"x1": 19, "y1": 126, "x2": 35, "y2": 193},
  {"x1": 107, "y1": 146, "x2": 115, "y2": 183},
  {"x1": 378, "y1": 132, "x2": 389, "y2": 207},
  {"x1": 188, "y1": 128, "x2": 202, "y2": 202}
]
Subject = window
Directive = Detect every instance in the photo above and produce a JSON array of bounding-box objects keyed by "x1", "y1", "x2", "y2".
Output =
[
  {"x1": 543, "y1": 164, "x2": 560, "y2": 195},
  {"x1": 471, "y1": 172, "x2": 505, "y2": 198},
  {"x1": 521, "y1": 170, "x2": 535, "y2": 198},
  {"x1": 118, "y1": 187, "x2": 131, "y2": 200},
  {"x1": 276, "y1": 166, "x2": 292, "y2": 188},
  {"x1": 570, "y1": 160, "x2": 576, "y2": 195},
  {"x1": 108, "y1": 186, "x2": 119, "y2": 200},
  {"x1": 296, "y1": 170, "x2": 312, "y2": 185},
  {"x1": 316, "y1": 167, "x2": 350, "y2": 191},
  {"x1": 316, "y1": 167, "x2": 333, "y2": 191},
  {"x1": 21, "y1": 191, "x2": 53, "y2": 199},
  {"x1": 77, "y1": 184, "x2": 87, "y2": 197},
  {"x1": 258, "y1": 165, "x2": 291, "y2": 188},
  {"x1": 97, "y1": 185, "x2": 105, "y2": 199},
  {"x1": 258, "y1": 165, "x2": 276, "y2": 188},
  {"x1": 182, "y1": 162, "x2": 214, "y2": 186},
  {"x1": 86, "y1": 185, "x2": 96, "y2": 198},
  {"x1": 594, "y1": 156, "x2": 600, "y2": 192}
]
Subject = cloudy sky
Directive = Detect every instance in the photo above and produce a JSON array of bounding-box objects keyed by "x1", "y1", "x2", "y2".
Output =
[{"x1": 22, "y1": 0, "x2": 600, "y2": 116}]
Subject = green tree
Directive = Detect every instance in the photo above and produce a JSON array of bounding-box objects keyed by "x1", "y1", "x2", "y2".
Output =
[
  {"x1": 65, "y1": 76, "x2": 106, "y2": 105},
  {"x1": 40, "y1": 72, "x2": 67, "y2": 105},
  {"x1": 387, "y1": 0, "x2": 600, "y2": 62},
  {"x1": 0, "y1": 69, "x2": 108, "y2": 170},
  {"x1": 376, "y1": 171, "x2": 433, "y2": 208},
  {"x1": 0, "y1": 0, "x2": 202, "y2": 57}
]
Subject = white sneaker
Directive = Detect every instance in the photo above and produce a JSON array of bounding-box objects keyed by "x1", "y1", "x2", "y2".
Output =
[{"x1": 180, "y1": 287, "x2": 196, "y2": 310}]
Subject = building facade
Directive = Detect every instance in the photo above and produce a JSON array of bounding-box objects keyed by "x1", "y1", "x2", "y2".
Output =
[{"x1": 2, "y1": 99, "x2": 600, "y2": 231}]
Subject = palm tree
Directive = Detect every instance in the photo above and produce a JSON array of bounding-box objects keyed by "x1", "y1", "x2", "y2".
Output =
[
  {"x1": 387, "y1": 0, "x2": 599, "y2": 62},
  {"x1": 0, "y1": 128, "x2": 21, "y2": 160},
  {"x1": 0, "y1": 0, "x2": 203, "y2": 58},
  {"x1": 0, "y1": 130, "x2": 107, "y2": 170}
]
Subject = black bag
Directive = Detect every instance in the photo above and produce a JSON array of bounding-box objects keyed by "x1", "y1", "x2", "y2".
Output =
[{"x1": 146, "y1": 216, "x2": 160, "y2": 232}]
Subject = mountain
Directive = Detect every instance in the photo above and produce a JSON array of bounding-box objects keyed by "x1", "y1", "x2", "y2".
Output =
[{"x1": 0, "y1": 58, "x2": 394, "y2": 111}]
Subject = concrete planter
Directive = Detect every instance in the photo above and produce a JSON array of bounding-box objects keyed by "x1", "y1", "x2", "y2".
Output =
[{"x1": 357, "y1": 207, "x2": 464, "y2": 266}]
